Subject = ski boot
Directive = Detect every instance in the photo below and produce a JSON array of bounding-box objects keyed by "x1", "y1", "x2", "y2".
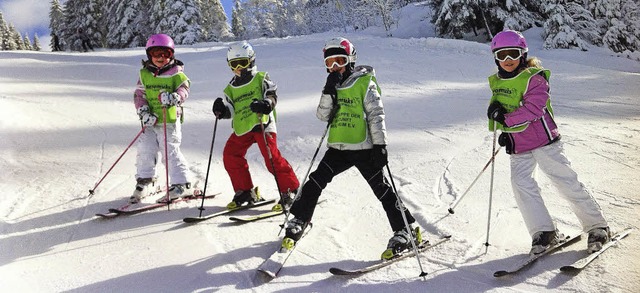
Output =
[
  {"x1": 587, "y1": 226, "x2": 611, "y2": 253},
  {"x1": 129, "y1": 177, "x2": 155, "y2": 204},
  {"x1": 156, "y1": 183, "x2": 190, "y2": 203},
  {"x1": 226, "y1": 186, "x2": 261, "y2": 209},
  {"x1": 283, "y1": 217, "x2": 309, "y2": 250},
  {"x1": 530, "y1": 230, "x2": 560, "y2": 255},
  {"x1": 272, "y1": 189, "x2": 296, "y2": 212},
  {"x1": 381, "y1": 226, "x2": 422, "y2": 260}
]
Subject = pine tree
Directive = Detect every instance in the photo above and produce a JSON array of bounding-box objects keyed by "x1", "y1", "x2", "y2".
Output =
[
  {"x1": 33, "y1": 34, "x2": 41, "y2": 51},
  {"x1": 23, "y1": 33, "x2": 33, "y2": 50},
  {"x1": 542, "y1": 0, "x2": 589, "y2": 50},
  {"x1": 231, "y1": 0, "x2": 246, "y2": 40},
  {"x1": 431, "y1": 0, "x2": 478, "y2": 39},
  {"x1": 0, "y1": 12, "x2": 6, "y2": 50},
  {"x1": 10, "y1": 25, "x2": 23, "y2": 50},
  {"x1": 200, "y1": 0, "x2": 231, "y2": 42},
  {"x1": 106, "y1": 0, "x2": 147, "y2": 48},
  {"x1": 165, "y1": 0, "x2": 202, "y2": 44},
  {"x1": 49, "y1": 0, "x2": 65, "y2": 51}
]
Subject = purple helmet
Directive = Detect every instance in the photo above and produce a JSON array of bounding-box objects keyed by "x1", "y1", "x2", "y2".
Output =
[
  {"x1": 146, "y1": 34, "x2": 175, "y2": 52},
  {"x1": 491, "y1": 30, "x2": 527, "y2": 52}
]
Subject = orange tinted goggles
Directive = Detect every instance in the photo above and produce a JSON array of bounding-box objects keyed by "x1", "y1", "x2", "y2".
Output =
[
  {"x1": 228, "y1": 58, "x2": 251, "y2": 70},
  {"x1": 324, "y1": 55, "x2": 349, "y2": 69},
  {"x1": 148, "y1": 47, "x2": 173, "y2": 59}
]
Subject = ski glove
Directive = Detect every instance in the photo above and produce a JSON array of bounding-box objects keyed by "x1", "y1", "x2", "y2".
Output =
[
  {"x1": 250, "y1": 99, "x2": 272, "y2": 114},
  {"x1": 158, "y1": 91, "x2": 181, "y2": 106},
  {"x1": 137, "y1": 106, "x2": 157, "y2": 126},
  {"x1": 212, "y1": 97, "x2": 227, "y2": 118},
  {"x1": 487, "y1": 102, "x2": 506, "y2": 124},
  {"x1": 371, "y1": 145, "x2": 388, "y2": 170},
  {"x1": 322, "y1": 71, "x2": 342, "y2": 95},
  {"x1": 498, "y1": 133, "x2": 513, "y2": 154}
]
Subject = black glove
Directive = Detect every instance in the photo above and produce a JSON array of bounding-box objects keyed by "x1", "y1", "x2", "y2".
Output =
[
  {"x1": 487, "y1": 102, "x2": 507, "y2": 124},
  {"x1": 498, "y1": 132, "x2": 513, "y2": 154},
  {"x1": 250, "y1": 99, "x2": 272, "y2": 114},
  {"x1": 322, "y1": 71, "x2": 342, "y2": 95},
  {"x1": 371, "y1": 145, "x2": 388, "y2": 170},
  {"x1": 212, "y1": 97, "x2": 226, "y2": 117}
]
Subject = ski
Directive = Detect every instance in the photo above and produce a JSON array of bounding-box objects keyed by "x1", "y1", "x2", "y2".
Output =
[
  {"x1": 97, "y1": 193, "x2": 218, "y2": 218},
  {"x1": 494, "y1": 233, "x2": 582, "y2": 277},
  {"x1": 329, "y1": 235, "x2": 452, "y2": 276},
  {"x1": 229, "y1": 210, "x2": 283, "y2": 223},
  {"x1": 257, "y1": 224, "x2": 313, "y2": 278},
  {"x1": 560, "y1": 228, "x2": 632, "y2": 273},
  {"x1": 182, "y1": 199, "x2": 276, "y2": 223},
  {"x1": 95, "y1": 185, "x2": 168, "y2": 218}
]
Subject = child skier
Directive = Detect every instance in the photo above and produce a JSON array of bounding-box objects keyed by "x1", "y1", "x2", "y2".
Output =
[
  {"x1": 131, "y1": 34, "x2": 192, "y2": 204},
  {"x1": 487, "y1": 30, "x2": 610, "y2": 254},
  {"x1": 212, "y1": 41, "x2": 299, "y2": 211},
  {"x1": 285, "y1": 37, "x2": 421, "y2": 260}
]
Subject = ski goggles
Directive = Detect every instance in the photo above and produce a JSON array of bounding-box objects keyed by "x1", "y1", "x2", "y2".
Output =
[
  {"x1": 324, "y1": 55, "x2": 349, "y2": 69},
  {"x1": 494, "y1": 48, "x2": 523, "y2": 62},
  {"x1": 228, "y1": 58, "x2": 251, "y2": 70},
  {"x1": 148, "y1": 47, "x2": 173, "y2": 59}
]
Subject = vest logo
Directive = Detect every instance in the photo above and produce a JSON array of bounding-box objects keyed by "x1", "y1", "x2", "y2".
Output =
[{"x1": 492, "y1": 88, "x2": 513, "y2": 95}]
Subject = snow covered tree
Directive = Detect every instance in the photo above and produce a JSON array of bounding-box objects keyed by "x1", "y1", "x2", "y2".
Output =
[
  {"x1": 431, "y1": 0, "x2": 479, "y2": 39},
  {"x1": 542, "y1": 0, "x2": 589, "y2": 50},
  {"x1": 33, "y1": 34, "x2": 41, "y2": 51},
  {"x1": 363, "y1": 0, "x2": 400, "y2": 36},
  {"x1": 565, "y1": 1, "x2": 600, "y2": 45},
  {"x1": 105, "y1": 0, "x2": 148, "y2": 48},
  {"x1": 592, "y1": 0, "x2": 637, "y2": 52},
  {"x1": 23, "y1": 33, "x2": 33, "y2": 50},
  {"x1": 62, "y1": 0, "x2": 104, "y2": 50},
  {"x1": 231, "y1": 0, "x2": 246, "y2": 40},
  {"x1": 9, "y1": 25, "x2": 23, "y2": 50},
  {"x1": 0, "y1": 12, "x2": 6, "y2": 50},
  {"x1": 200, "y1": 0, "x2": 232, "y2": 42},
  {"x1": 49, "y1": 0, "x2": 65, "y2": 51},
  {"x1": 149, "y1": 0, "x2": 202, "y2": 44}
]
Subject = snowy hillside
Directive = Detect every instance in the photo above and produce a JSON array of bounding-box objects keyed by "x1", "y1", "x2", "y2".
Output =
[{"x1": 1, "y1": 4, "x2": 640, "y2": 293}]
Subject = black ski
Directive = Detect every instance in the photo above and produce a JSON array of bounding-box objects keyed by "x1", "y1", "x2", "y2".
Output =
[
  {"x1": 183, "y1": 199, "x2": 276, "y2": 223},
  {"x1": 560, "y1": 228, "x2": 632, "y2": 273},
  {"x1": 329, "y1": 235, "x2": 452, "y2": 276},
  {"x1": 257, "y1": 224, "x2": 313, "y2": 278},
  {"x1": 494, "y1": 233, "x2": 582, "y2": 277}
]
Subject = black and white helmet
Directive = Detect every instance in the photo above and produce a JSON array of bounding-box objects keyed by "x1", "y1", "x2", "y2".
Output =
[{"x1": 323, "y1": 37, "x2": 357, "y2": 69}]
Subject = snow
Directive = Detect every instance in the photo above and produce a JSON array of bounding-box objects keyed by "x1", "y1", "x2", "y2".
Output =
[{"x1": 1, "y1": 4, "x2": 639, "y2": 293}]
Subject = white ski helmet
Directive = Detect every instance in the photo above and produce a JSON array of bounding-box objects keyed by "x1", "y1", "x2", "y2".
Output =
[
  {"x1": 323, "y1": 37, "x2": 357, "y2": 68},
  {"x1": 227, "y1": 41, "x2": 256, "y2": 62}
]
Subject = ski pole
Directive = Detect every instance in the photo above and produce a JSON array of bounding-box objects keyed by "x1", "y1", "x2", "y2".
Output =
[
  {"x1": 484, "y1": 124, "x2": 499, "y2": 250},
  {"x1": 88, "y1": 125, "x2": 147, "y2": 197},
  {"x1": 278, "y1": 121, "x2": 331, "y2": 236},
  {"x1": 447, "y1": 146, "x2": 501, "y2": 214},
  {"x1": 162, "y1": 106, "x2": 170, "y2": 210},
  {"x1": 257, "y1": 114, "x2": 286, "y2": 216},
  {"x1": 385, "y1": 163, "x2": 427, "y2": 279},
  {"x1": 278, "y1": 99, "x2": 338, "y2": 236},
  {"x1": 196, "y1": 118, "x2": 219, "y2": 217}
]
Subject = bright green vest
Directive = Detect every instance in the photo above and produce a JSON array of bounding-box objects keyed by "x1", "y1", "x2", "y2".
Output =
[
  {"x1": 223, "y1": 71, "x2": 270, "y2": 136},
  {"x1": 488, "y1": 68, "x2": 552, "y2": 132},
  {"x1": 139, "y1": 69, "x2": 189, "y2": 123},
  {"x1": 328, "y1": 73, "x2": 380, "y2": 144}
]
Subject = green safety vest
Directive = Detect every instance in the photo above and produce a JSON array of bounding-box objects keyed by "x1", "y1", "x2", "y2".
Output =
[
  {"x1": 488, "y1": 67, "x2": 552, "y2": 132},
  {"x1": 223, "y1": 71, "x2": 270, "y2": 136},
  {"x1": 139, "y1": 68, "x2": 189, "y2": 123},
  {"x1": 328, "y1": 73, "x2": 380, "y2": 144}
]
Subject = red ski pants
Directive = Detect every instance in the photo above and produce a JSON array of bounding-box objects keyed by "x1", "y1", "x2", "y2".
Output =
[{"x1": 223, "y1": 131, "x2": 299, "y2": 194}]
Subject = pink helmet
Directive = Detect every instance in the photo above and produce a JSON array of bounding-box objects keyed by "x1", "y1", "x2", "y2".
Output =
[
  {"x1": 490, "y1": 30, "x2": 527, "y2": 52},
  {"x1": 146, "y1": 34, "x2": 175, "y2": 52}
]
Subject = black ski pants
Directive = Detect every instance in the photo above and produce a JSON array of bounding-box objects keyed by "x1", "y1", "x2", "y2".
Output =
[{"x1": 289, "y1": 147, "x2": 415, "y2": 232}]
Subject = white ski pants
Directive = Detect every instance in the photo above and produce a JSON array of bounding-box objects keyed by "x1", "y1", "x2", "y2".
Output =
[
  {"x1": 509, "y1": 141, "x2": 608, "y2": 237},
  {"x1": 135, "y1": 122, "x2": 189, "y2": 185}
]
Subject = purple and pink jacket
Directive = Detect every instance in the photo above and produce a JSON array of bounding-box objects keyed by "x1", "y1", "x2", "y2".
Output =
[{"x1": 488, "y1": 68, "x2": 560, "y2": 154}]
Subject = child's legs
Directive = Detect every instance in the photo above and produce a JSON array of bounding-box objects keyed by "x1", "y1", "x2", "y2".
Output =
[
  {"x1": 510, "y1": 151, "x2": 555, "y2": 236},
  {"x1": 223, "y1": 133, "x2": 255, "y2": 191},
  {"x1": 159, "y1": 122, "x2": 189, "y2": 185},
  {"x1": 290, "y1": 148, "x2": 351, "y2": 222},
  {"x1": 254, "y1": 132, "x2": 300, "y2": 193},
  {"x1": 354, "y1": 152, "x2": 415, "y2": 232},
  {"x1": 533, "y1": 142, "x2": 608, "y2": 232},
  {"x1": 136, "y1": 127, "x2": 159, "y2": 180}
]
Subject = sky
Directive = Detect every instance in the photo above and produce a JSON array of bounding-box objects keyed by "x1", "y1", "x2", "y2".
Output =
[
  {"x1": 0, "y1": 0, "x2": 235, "y2": 50},
  {"x1": 1, "y1": 2, "x2": 639, "y2": 292}
]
